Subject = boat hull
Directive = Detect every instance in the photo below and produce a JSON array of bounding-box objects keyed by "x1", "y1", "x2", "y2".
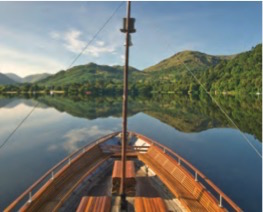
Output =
[{"x1": 5, "y1": 132, "x2": 241, "y2": 212}]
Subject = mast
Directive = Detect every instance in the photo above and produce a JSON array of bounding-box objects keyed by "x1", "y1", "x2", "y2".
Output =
[{"x1": 120, "y1": 1, "x2": 135, "y2": 209}]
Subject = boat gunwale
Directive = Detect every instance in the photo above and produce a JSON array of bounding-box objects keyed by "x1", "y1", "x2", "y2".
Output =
[
  {"x1": 5, "y1": 131, "x2": 242, "y2": 212},
  {"x1": 131, "y1": 131, "x2": 242, "y2": 212},
  {"x1": 51, "y1": 155, "x2": 111, "y2": 212},
  {"x1": 4, "y1": 131, "x2": 120, "y2": 212}
]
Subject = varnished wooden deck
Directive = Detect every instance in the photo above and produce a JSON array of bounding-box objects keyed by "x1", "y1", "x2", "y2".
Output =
[
  {"x1": 138, "y1": 146, "x2": 225, "y2": 212},
  {"x1": 6, "y1": 132, "x2": 241, "y2": 212},
  {"x1": 59, "y1": 159, "x2": 185, "y2": 212},
  {"x1": 59, "y1": 162, "x2": 114, "y2": 212},
  {"x1": 135, "y1": 162, "x2": 185, "y2": 212},
  {"x1": 15, "y1": 147, "x2": 226, "y2": 212},
  {"x1": 76, "y1": 196, "x2": 111, "y2": 212},
  {"x1": 19, "y1": 145, "x2": 110, "y2": 212}
]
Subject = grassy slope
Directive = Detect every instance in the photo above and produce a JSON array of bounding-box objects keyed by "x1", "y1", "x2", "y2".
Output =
[
  {"x1": 23, "y1": 73, "x2": 51, "y2": 83},
  {"x1": 39, "y1": 63, "x2": 140, "y2": 86},
  {"x1": 38, "y1": 51, "x2": 229, "y2": 87},
  {"x1": 144, "y1": 50, "x2": 233, "y2": 72},
  {"x1": 33, "y1": 45, "x2": 262, "y2": 94}
]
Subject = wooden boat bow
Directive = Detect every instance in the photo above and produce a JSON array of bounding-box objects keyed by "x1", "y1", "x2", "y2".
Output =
[{"x1": 4, "y1": 132, "x2": 242, "y2": 212}]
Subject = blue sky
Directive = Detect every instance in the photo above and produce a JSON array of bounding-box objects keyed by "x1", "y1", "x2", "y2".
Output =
[{"x1": 0, "y1": 1, "x2": 261, "y2": 77}]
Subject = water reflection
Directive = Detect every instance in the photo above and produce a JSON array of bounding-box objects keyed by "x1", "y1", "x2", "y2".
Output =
[
  {"x1": 2, "y1": 94, "x2": 259, "y2": 141},
  {"x1": 0, "y1": 94, "x2": 261, "y2": 211},
  {"x1": 62, "y1": 126, "x2": 113, "y2": 152}
]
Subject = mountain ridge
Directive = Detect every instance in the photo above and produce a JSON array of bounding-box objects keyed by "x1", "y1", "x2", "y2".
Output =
[
  {"x1": 38, "y1": 50, "x2": 231, "y2": 86},
  {"x1": 38, "y1": 63, "x2": 140, "y2": 86},
  {"x1": 5, "y1": 73, "x2": 24, "y2": 83},
  {"x1": 0, "y1": 73, "x2": 17, "y2": 85},
  {"x1": 144, "y1": 50, "x2": 235, "y2": 72},
  {"x1": 0, "y1": 45, "x2": 261, "y2": 95},
  {"x1": 5, "y1": 73, "x2": 51, "y2": 83}
]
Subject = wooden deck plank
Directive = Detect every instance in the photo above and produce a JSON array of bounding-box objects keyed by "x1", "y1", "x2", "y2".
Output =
[
  {"x1": 135, "y1": 162, "x2": 185, "y2": 212},
  {"x1": 76, "y1": 196, "x2": 111, "y2": 212},
  {"x1": 111, "y1": 152, "x2": 138, "y2": 158},
  {"x1": 138, "y1": 146, "x2": 225, "y2": 212},
  {"x1": 112, "y1": 160, "x2": 136, "y2": 196},
  {"x1": 21, "y1": 146, "x2": 110, "y2": 212},
  {"x1": 134, "y1": 197, "x2": 167, "y2": 212},
  {"x1": 112, "y1": 160, "x2": 136, "y2": 178},
  {"x1": 139, "y1": 153, "x2": 206, "y2": 211}
]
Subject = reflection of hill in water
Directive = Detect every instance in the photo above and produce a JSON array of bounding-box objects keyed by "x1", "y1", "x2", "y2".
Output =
[
  {"x1": 37, "y1": 95, "x2": 141, "y2": 119},
  {"x1": 35, "y1": 94, "x2": 261, "y2": 141},
  {"x1": 1, "y1": 94, "x2": 261, "y2": 141},
  {"x1": 0, "y1": 97, "x2": 15, "y2": 108},
  {"x1": 142, "y1": 95, "x2": 262, "y2": 141},
  {"x1": 0, "y1": 95, "x2": 48, "y2": 109}
]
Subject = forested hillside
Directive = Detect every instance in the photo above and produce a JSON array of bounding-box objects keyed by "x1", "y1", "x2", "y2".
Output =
[
  {"x1": 200, "y1": 44, "x2": 262, "y2": 93},
  {"x1": 140, "y1": 44, "x2": 261, "y2": 94},
  {"x1": 0, "y1": 44, "x2": 261, "y2": 95}
]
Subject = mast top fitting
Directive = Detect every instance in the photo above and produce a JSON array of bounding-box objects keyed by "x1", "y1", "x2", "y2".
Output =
[{"x1": 120, "y1": 18, "x2": 136, "y2": 33}]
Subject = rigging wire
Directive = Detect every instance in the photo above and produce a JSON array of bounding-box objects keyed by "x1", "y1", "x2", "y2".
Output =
[
  {"x1": 0, "y1": 2, "x2": 124, "y2": 151},
  {"x1": 0, "y1": 102, "x2": 39, "y2": 150},
  {"x1": 67, "y1": 1, "x2": 124, "y2": 70},
  {"x1": 151, "y1": 24, "x2": 262, "y2": 159},
  {"x1": 181, "y1": 63, "x2": 262, "y2": 158}
]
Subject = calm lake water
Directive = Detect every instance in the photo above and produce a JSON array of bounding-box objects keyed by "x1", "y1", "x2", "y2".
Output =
[{"x1": 0, "y1": 94, "x2": 262, "y2": 211}]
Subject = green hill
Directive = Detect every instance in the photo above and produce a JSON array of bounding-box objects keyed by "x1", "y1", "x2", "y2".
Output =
[
  {"x1": 139, "y1": 45, "x2": 261, "y2": 94},
  {"x1": 134, "y1": 51, "x2": 233, "y2": 94},
  {"x1": 5, "y1": 73, "x2": 24, "y2": 83},
  {"x1": 6, "y1": 73, "x2": 51, "y2": 83},
  {"x1": 201, "y1": 44, "x2": 262, "y2": 93},
  {"x1": 23, "y1": 73, "x2": 51, "y2": 83},
  {"x1": 39, "y1": 63, "x2": 139, "y2": 86},
  {"x1": 144, "y1": 50, "x2": 233, "y2": 72},
  {"x1": 1, "y1": 44, "x2": 261, "y2": 95}
]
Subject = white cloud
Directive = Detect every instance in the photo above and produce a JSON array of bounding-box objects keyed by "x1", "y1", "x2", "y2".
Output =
[
  {"x1": 85, "y1": 45, "x2": 115, "y2": 57},
  {"x1": 61, "y1": 29, "x2": 116, "y2": 57},
  {"x1": 64, "y1": 29, "x2": 86, "y2": 53},
  {"x1": 0, "y1": 21, "x2": 123, "y2": 77},
  {"x1": 62, "y1": 126, "x2": 112, "y2": 152}
]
